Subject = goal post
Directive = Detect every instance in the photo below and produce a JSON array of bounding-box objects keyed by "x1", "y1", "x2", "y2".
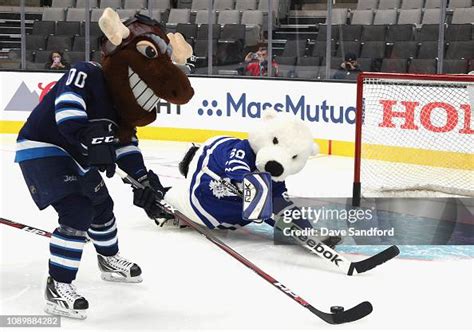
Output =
[{"x1": 352, "y1": 72, "x2": 474, "y2": 206}]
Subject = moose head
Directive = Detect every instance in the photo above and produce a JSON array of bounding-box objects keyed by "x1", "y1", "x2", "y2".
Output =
[{"x1": 99, "y1": 8, "x2": 194, "y2": 141}]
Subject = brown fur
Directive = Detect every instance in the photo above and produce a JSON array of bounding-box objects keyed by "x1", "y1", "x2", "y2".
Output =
[{"x1": 101, "y1": 18, "x2": 194, "y2": 142}]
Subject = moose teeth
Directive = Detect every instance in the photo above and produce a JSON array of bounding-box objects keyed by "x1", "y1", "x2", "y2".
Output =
[{"x1": 128, "y1": 67, "x2": 160, "y2": 112}]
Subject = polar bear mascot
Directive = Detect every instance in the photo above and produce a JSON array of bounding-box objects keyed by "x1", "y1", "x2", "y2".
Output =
[{"x1": 164, "y1": 110, "x2": 335, "y2": 245}]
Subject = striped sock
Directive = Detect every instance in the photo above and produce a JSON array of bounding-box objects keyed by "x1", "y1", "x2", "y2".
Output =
[
  {"x1": 49, "y1": 228, "x2": 86, "y2": 283},
  {"x1": 87, "y1": 217, "x2": 119, "y2": 257}
]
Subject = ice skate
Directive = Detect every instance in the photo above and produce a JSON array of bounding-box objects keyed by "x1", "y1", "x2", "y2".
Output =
[
  {"x1": 44, "y1": 276, "x2": 88, "y2": 320},
  {"x1": 97, "y1": 253, "x2": 143, "y2": 283}
]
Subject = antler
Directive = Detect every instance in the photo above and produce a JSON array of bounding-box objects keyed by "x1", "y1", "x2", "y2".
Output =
[
  {"x1": 167, "y1": 33, "x2": 193, "y2": 65},
  {"x1": 99, "y1": 7, "x2": 130, "y2": 46}
]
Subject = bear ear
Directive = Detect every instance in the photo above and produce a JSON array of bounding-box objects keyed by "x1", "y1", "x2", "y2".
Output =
[
  {"x1": 261, "y1": 110, "x2": 278, "y2": 121},
  {"x1": 311, "y1": 142, "x2": 319, "y2": 156}
]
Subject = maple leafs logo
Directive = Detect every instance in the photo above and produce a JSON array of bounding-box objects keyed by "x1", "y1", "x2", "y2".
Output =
[{"x1": 209, "y1": 178, "x2": 237, "y2": 199}]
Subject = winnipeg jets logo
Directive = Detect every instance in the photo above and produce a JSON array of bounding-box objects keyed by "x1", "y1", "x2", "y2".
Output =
[{"x1": 209, "y1": 179, "x2": 237, "y2": 199}]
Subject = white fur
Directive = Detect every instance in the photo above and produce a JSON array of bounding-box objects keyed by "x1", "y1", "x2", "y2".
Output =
[
  {"x1": 248, "y1": 110, "x2": 318, "y2": 182},
  {"x1": 164, "y1": 113, "x2": 318, "y2": 225}
]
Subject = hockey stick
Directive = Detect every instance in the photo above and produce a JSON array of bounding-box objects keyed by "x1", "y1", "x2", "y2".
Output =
[
  {"x1": 287, "y1": 223, "x2": 400, "y2": 275},
  {"x1": 0, "y1": 217, "x2": 91, "y2": 242},
  {"x1": 0, "y1": 217, "x2": 53, "y2": 238},
  {"x1": 201, "y1": 168, "x2": 400, "y2": 276},
  {"x1": 116, "y1": 168, "x2": 373, "y2": 324}
]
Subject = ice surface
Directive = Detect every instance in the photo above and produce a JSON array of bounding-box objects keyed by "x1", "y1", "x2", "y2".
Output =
[{"x1": 0, "y1": 135, "x2": 472, "y2": 331}]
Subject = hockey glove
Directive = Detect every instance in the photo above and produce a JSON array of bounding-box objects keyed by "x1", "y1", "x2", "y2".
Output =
[
  {"x1": 133, "y1": 170, "x2": 172, "y2": 220},
  {"x1": 82, "y1": 122, "x2": 116, "y2": 178}
]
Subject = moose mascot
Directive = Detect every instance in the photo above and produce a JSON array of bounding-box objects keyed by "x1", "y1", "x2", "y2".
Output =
[{"x1": 14, "y1": 8, "x2": 194, "y2": 319}]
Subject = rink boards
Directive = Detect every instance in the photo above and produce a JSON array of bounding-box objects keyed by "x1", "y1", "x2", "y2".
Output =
[
  {"x1": 0, "y1": 70, "x2": 357, "y2": 156},
  {"x1": 0, "y1": 70, "x2": 472, "y2": 162}
]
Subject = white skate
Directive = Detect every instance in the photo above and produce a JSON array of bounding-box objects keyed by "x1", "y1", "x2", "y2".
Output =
[
  {"x1": 44, "y1": 276, "x2": 88, "y2": 320},
  {"x1": 97, "y1": 253, "x2": 143, "y2": 283}
]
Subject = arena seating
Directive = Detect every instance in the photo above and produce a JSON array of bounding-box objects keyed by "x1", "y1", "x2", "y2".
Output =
[{"x1": 0, "y1": 0, "x2": 473, "y2": 77}]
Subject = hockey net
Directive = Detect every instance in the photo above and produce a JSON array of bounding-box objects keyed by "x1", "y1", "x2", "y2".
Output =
[{"x1": 353, "y1": 73, "x2": 474, "y2": 205}]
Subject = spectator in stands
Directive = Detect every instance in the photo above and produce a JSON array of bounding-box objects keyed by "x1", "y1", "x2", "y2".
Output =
[
  {"x1": 244, "y1": 47, "x2": 279, "y2": 77},
  {"x1": 291, "y1": 0, "x2": 303, "y2": 10},
  {"x1": 45, "y1": 51, "x2": 70, "y2": 71},
  {"x1": 332, "y1": 52, "x2": 361, "y2": 80}
]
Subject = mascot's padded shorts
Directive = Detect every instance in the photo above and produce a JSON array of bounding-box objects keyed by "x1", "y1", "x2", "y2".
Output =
[{"x1": 19, "y1": 156, "x2": 110, "y2": 210}]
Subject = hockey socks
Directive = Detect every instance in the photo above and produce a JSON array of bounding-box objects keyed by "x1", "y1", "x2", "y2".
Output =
[
  {"x1": 49, "y1": 227, "x2": 87, "y2": 283},
  {"x1": 87, "y1": 217, "x2": 119, "y2": 257}
]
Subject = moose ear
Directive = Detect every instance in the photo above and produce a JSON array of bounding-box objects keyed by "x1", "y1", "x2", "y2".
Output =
[
  {"x1": 99, "y1": 7, "x2": 130, "y2": 46},
  {"x1": 167, "y1": 32, "x2": 193, "y2": 65}
]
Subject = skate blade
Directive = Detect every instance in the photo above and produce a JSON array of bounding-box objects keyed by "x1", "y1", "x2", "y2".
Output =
[
  {"x1": 44, "y1": 301, "x2": 87, "y2": 320},
  {"x1": 101, "y1": 272, "x2": 143, "y2": 283}
]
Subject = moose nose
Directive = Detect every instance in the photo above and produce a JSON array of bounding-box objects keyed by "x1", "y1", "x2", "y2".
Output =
[{"x1": 264, "y1": 161, "x2": 284, "y2": 177}]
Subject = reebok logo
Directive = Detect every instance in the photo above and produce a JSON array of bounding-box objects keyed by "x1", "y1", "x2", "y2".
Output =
[
  {"x1": 243, "y1": 183, "x2": 253, "y2": 203},
  {"x1": 289, "y1": 224, "x2": 343, "y2": 266}
]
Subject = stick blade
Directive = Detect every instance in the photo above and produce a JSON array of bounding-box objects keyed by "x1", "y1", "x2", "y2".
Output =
[
  {"x1": 349, "y1": 245, "x2": 400, "y2": 275},
  {"x1": 332, "y1": 301, "x2": 373, "y2": 324},
  {"x1": 309, "y1": 301, "x2": 373, "y2": 324}
]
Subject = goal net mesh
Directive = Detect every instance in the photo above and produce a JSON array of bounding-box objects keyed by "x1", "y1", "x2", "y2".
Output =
[{"x1": 359, "y1": 76, "x2": 474, "y2": 198}]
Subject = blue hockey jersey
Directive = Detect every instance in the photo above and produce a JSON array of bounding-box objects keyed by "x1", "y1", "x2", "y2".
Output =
[
  {"x1": 189, "y1": 136, "x2": 290, "y2": 229},
  {"x1": 15, "y1": 62, "x2": 147, "y2": 179}
]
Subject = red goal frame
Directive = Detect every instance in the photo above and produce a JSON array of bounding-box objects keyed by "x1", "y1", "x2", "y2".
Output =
[{"x1": 352, "y1": 72, "x2": 474, "y2": 206}]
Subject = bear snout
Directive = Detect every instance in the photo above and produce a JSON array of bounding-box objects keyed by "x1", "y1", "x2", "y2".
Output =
[{"x1": 264, "y1": 161, "x2": 284, "y2": 177}]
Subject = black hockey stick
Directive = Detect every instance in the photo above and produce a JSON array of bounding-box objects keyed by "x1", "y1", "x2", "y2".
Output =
[
  {"x1": 347, "y1": 245, "x2": 400, "y2": 275},
  {"x1": 201, "y1": 168, "x2": 400, "y2": 276},
  {"x1": 116, "y1": 169, "x2": 373, "y2": 324}
]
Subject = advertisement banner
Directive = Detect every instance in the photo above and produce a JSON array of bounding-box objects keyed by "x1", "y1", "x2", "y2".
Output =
[
  {"x1": 157, "y1": 77, "x2": 357, "y2": 141},
  {"x1": 0, "y1": 71, "x2": 60, "y2": 121},
  {"x1": 363, "y1": 83, "x2": 473, "y2": 153},
  {"x1": 0, "y1": 71, "x2": 358, "y2": 142}
]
